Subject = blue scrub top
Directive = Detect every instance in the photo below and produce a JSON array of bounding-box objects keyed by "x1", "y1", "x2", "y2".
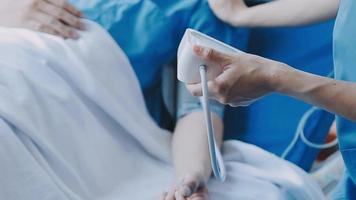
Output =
[
  {"x1": 70, "y1": 0, "x2": 335, "y2": 168},
  {"x1": 224, "y1": 21, "x2": 335, "y2": 170},
  {"x1": 332, "y1": 0, "x2": 356, "y2": 198}
]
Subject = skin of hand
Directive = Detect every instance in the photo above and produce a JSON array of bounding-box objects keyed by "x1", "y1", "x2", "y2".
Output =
[
  {"x1": 187, "y1": 45, "x2": 356, "y2": 121},
  {"x1": 161, "y1": 112, "x2": 224, "y2": 200},
  {"x1": 160, "y1": 174, "x2": 208, "y2": 200},
  {"x1": 208, "y1": 0, "x2": 339, "y2": 27},
  {"x1": 207, "y1": 0, "x2": 248, "y2": 27},
  {"x1": 187, "y1": 45, "x2": 284, "y2": 106},
  {"x1": 0, "y1": 0, "x2": 85, "y2": 39}
]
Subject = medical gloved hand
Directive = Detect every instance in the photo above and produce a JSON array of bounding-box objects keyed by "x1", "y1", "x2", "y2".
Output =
[
  {"x1": 208, "y1": 0, "x2": 248, "y2": 26},
  {"x1": 187, "y1": 45, "x2": 288, "y2": 107},
  {"x1": 0, "y1": 0, "x2": 85, "y2": 39},
  {"x1": 160, "y1": 174, "x2": 208, "y2": 200}
]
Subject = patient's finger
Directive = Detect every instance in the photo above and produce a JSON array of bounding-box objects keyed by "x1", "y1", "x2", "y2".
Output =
[
  {"x1": 46, "y1": 0, "x2": 83, "y2": 17},
  {"x1": 165, "y1": 187, "x2": 177, "y2": 200},
  {"x1": 174, "y1": 191, "x2": 185, "y2": 200},
  {"x1": 37, "y1": 0, "x2": 84, "y2": 30},
  {"x1": 38, "y1": 24, "x2": 61, "y2": 37},
  {"x1": 176, "y1": 185, "x2": 192, "y2": 198},
  {"x1": 31, "y1": 11, "x2": 78, "y2": 39}
]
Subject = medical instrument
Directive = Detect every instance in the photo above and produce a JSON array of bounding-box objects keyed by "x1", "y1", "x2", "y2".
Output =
[
  {"x1": 199, "y1": 65, "x2": 226, "y2": 182},
  {"x1": 177, "y1": 29, "x2": 242, "y2": 181},
  {"x1": 281, "y1": 106, "x2": 338, "y2": 159}
]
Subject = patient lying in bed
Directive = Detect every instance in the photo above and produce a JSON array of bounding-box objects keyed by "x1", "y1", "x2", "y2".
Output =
[{"x1": 0, "y1": 21, "x2": 325, "y2": 200}]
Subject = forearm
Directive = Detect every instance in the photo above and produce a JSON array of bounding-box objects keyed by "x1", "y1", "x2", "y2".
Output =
[
  {"x1": 274, "y1": 65, "x2": 356, "y2": 121},
  {"x1": 172, "y1": 112, "x2": 223, "y2": 183},
  {"x1": 235, "y1": 0, "x2": 339, "y2": 27}
]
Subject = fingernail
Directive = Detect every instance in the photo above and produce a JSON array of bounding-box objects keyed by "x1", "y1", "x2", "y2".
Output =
[{"x1": 193, "y1": 45, "x2": 202, "y2": 54}]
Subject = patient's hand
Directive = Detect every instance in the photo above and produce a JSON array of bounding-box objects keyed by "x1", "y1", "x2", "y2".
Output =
[
  {"x1": 161, "y1": 174, "x2": 208, "y2": 200},
  {"x1": 208, "y1": 0, "x2": 248, "y2": 26},
  {"x1": 1, "y1": 0, "x2": 84, "y2": 39}
]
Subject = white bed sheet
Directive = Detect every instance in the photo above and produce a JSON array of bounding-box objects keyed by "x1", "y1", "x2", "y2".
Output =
[{"x1": 0, "y1": 21, "x2": 325, "y2": 200}]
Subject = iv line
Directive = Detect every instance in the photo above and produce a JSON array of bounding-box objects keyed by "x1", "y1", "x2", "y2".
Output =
[
  {"x1": 199, "y1": 65, "x2": 226, "y2": 182},
  {"x1": 281, "y1": 106, "x2": 338, "y2": 159}
]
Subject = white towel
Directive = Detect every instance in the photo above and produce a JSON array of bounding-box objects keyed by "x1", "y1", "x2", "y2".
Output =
[{"x1": 0, "y1": 21, "x2": 325, "y2": 200}]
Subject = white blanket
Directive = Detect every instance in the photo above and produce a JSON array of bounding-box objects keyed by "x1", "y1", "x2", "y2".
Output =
[{"x1": 0, "y1": 21, "x2": 325, "y2": 200}]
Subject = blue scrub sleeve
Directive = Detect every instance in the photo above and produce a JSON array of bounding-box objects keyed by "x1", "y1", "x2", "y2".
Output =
[{"x1": 177, "y1": 82, "x2": 224, "y2": 120}]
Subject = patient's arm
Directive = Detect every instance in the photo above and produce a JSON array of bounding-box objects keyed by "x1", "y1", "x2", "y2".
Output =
[
  {"x1": 208, "y1": 0, "x2": 339, "y2": 27},
  {"x1": 171, "y1": 112, "x2": 223, "y2": 199},
  {"x1": 161, "y1": 83, "x2": 224, "y2": 200},
  {"x1": 0, "y1": 0, "x2": 84, "y2": 39}
]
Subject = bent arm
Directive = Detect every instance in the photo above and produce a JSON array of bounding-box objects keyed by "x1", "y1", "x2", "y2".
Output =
[
  {"x1": 163, "y1": 83, "x2": 224, "y2": 199},
  {"x1": 274, "y1": 66, "x2": 356, "y2": 121},
  {"x1": 232, "y1": 0, "x2": 339, "y2": 27},
  {"x1": 173, "y1": 112, "x2": 223, "y2": 183}
]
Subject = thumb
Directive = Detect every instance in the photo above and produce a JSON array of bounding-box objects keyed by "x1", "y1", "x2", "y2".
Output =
[
  {"x1": 176, "y1": 176, "x2": 201, "y2": 198},
  {"x1": 193, "y1": 45, "x2": 231, "y2": 64},
  {"x1": 176, "y1": 181, "x2": 199, "y2": 197}
]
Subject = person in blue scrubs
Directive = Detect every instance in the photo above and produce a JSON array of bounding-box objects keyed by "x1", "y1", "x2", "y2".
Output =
[
  {"x1": 67, "y1": 0, "x2": 335, "y2": 169},
  {"x1": 223, "y1": 1, "x2": 335, "y2": 171},
  {"x1": 188, "y1": 0, "x2": 356, "y2": 198}
]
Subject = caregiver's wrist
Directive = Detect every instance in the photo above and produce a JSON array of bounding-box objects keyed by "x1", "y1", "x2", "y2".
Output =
[
  {"x1": 271, "y1": 64, "x2": 320, "y2": 101},
  {"x1": 268, "y1": 62, "x2": 299, "y2": 94}
]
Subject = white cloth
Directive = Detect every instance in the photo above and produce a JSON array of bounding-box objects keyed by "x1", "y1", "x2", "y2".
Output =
[{"x1": 0, "y1": 21, "x2": 325, "y2": 200}]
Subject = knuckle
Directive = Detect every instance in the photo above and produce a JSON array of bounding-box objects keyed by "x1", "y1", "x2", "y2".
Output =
[
  {"x1": 191, "y1": 90, "x2": 199, "y2": 96},
  {"x1": 57, "y1": 9, "x2": 65, "y2": 18},
  {"x1": 205, "y1": 49, "x2": 214, "y2": 59},
  {"x1": 210, "y1": 83, "x2": 219, "y2": 94},
  {"x1": 75, "y1": 19, "x2": 82, "y2": 27},
  {"x1": 215, "y1": 81, "x2": 226, "y2": 94},
  {"x1": 218, "y1": 96, "x2": 228, "y2": 104}
]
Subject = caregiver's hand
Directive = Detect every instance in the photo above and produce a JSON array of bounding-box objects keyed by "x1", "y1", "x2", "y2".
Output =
[
  {"x1": 208, "y1": 0, "x2": 248, "y2": 26},
  {"x1": 9, "y1": 0, "x2": 84, "y2": 39},
  {"x1": 187, "y1": 45, "x2": 288, "y2": 106},
  {"x1": 161, "y1": 174, "x2": 208, "y2": 200}
]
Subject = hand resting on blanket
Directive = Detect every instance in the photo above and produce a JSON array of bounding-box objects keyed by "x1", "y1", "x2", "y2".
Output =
[{"x1": 0, "y1": 0, "x2": 84, "y2": 39}]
